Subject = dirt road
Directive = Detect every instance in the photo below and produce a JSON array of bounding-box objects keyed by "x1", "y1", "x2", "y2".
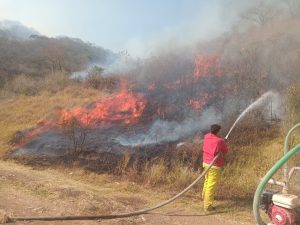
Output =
[{"x1": 0, "y1": 161, "x2": 255, "y2": 225}]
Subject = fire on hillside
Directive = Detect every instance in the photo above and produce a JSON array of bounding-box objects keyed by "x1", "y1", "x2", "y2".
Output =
[{"x1": 9, "y1": 53, "x2": 243, "y2": 171}]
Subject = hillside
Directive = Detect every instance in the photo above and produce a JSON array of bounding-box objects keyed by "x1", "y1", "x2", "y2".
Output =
[
  {"x1": 1, "y1": 1, "x2": 300, "y2": 224},
  {"x1": 0, "y1": 20, "x2": 116, "y2": 87},
  {"x1": 0, "y1": 84, "x2": 294, "y2": 225},
  {"x1": 0, "y1": 20, "x2": 39, "y2": 40}
]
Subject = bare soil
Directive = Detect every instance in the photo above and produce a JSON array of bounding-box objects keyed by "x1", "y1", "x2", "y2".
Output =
[{"x1": 0, "y1": 160, "x2": 255, "y2": 225}]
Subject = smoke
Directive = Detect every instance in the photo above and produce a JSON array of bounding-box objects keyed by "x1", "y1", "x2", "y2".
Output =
[
  {"x1": 262, "y1": 91, "x2": 284, "y2": 120},
  {"x1": 116, "y1": 107, "x2": 221, "y2": 146},
  {"x1": 103, "y1": 0, "x2": 230, "y2": 75},
  {"x1": 75, "y1": 0, "x2": 293, "y2": 148},
  {"x1": 104, "y1": 0, "x2": 300, "y2": 86},
  {"x1": 0, "y1": 20, "x2": 39, "y2": 40},
  {"x1": 121, "y1": 0, "x2": 267, "y2": 58},
  {"x1": 103, "y1": 53, "x2": 144, "y2": 76},
  {"x1": 117, "y1": 90, "x2": 283, "y2": 147},
  {"x1": 71, "y1": 62, "x2": 102, "y2": 79},
  {"x1": 102, "y1": 1, "x2": 253, "y2": 67},
  {"x1": 225, "y1": 91, "x2": 283, "y2": 139}
]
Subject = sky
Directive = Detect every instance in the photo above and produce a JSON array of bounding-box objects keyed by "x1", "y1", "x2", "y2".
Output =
[{"x1": 0, "y1": 0, "x2": 251, "y2": 56}]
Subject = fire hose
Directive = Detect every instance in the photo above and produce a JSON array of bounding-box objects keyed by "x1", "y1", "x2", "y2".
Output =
[
  {"x1": 253, "y1": 123, "x2": 300, "y2": 225},
  {"x1": 4, "y1": 92, "x2": 276, "y2": 223},
  {"x1": 253, "y1": 144, "x2": 300, "y2": 225},
  {"x1": 6, "y1": 153, "x2": 220, "y2": 223}
]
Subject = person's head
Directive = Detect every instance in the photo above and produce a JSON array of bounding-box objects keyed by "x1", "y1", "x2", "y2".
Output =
[{"x1": 210, "y1": 124, "x2": 221, "y2": 135}]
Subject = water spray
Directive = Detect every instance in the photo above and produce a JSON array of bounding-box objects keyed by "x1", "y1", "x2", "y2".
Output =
[
  {"x1": 3, "y1": 91, "x2": 279, "y2": 223},
  {"x1": 224, "y1": 91, "x2": 276, "y2": 140},
  {"x1": 176, "y1": 91, "x2": 277, "y2": 148}
]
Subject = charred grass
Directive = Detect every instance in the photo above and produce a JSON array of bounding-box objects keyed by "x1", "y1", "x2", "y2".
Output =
[
  {"x1": 1, "y1": 94, "x2": 289, "y2": 201},
  {"x1": 0, "y1": 86, "x2": 103, "y2": 157},
  {"x1": 1, "y1": 77, "x2": 299, "y2": 220},
  {"x1": 122, "y1": 123, "x2": 286, "y2": 200}
]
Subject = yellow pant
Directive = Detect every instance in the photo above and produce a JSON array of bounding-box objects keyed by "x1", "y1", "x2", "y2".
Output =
[{"x1": 202, "y1": 163, "x2": 221, "y2": 210}]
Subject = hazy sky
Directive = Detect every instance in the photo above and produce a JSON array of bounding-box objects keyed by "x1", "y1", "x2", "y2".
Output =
[{"x1": 0, "y1": 0, "x2": 249, "y2": 56}]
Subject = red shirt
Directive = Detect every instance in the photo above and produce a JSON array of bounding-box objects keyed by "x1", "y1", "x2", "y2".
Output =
[{"x1": 202, "y1": 133, "x2": 228, "y2": 167}]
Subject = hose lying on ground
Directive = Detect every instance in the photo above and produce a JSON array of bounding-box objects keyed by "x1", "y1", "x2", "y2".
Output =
[{"x1": 6, "y1": 154, "x2": 220, "y2": 223}]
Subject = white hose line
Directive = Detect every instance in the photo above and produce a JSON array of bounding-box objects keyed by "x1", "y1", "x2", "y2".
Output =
[{"x1": 8, "y1": 154, "x2": 220, "y2": 222}]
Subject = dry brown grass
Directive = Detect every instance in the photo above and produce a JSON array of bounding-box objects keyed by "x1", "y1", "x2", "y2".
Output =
[
  {"x1": 125, "y1": 134, "x2": 286, "y2": 199},
  {"x1": 1, "y1": 74, "x2": 298, "y2": 207},
  {"x1": 0, "y1": 210, "x2": 10, "y2": 224},
  {"x1": 0, "y1": 86, "x2": 104, "y2": 156},
  {"x1": 284, "y1": 79, "x2": 300, "y2": 129},
  {"x1": 0, "y1": 159, "x2": 258, "y2": 224},
  {"x1": 0, "y1": 89, "x2": 291, "y2": 204},
  {"x1": 104, "y1": 120, "x2": 287, "y2": 200},
  {"x1": 84, "y1": 73, "x2": 119, "y2": 91},
  {"x1": 220, "y1": 136, "x2": 284, "y2": 199},
  {"x1": 1, "y1": 72, "x2": 79, "y2": 97}
]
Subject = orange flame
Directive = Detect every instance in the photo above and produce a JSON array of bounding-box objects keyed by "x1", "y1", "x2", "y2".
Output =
[
  {"x1": 187, "y1": 93, "x2": 210, "y2": 111},
  {"x1": 147, "y1": 82, "x2": 156, "y2": 90},
  {"x1": 194, "y1": 54, "x2": 221, "y2": 80},
  {"x1": 59, "y1": 80, "x2": 146, "y2": 127},
  {"x1": 16, "y1": 53, "x2": 226, "y2": 147},
  {"x1": 16, "y1": 80, "x2": 146, "y2": 147}
]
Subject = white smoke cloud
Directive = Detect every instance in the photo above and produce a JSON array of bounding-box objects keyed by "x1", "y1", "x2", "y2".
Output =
[
  {"x1": 103, "y1": 53, "x2": 143, "y2": 75},
  {"x1": 122, "y1": 0, "x2": 261, "y2": 58},
  {"x1": 117, "y1": 91, "x2": 283, "y2": 147},
  {"x1": 262, "y1": 91, "x2": 284, "y2": 120},
  {"x1": 116, "y1": 107, "x2": 221, "y2": 146}
]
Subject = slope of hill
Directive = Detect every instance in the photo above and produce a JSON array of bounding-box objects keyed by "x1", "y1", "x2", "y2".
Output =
[
  {"x1": 0, "y1": 3, "x2": 300, "y2": 224},
  {"x1": 0, "y1": 20, "x2": 39, "y2": 40},
  {"x1": 0, "y1": 20, "x2": 117, "y2": 87}
]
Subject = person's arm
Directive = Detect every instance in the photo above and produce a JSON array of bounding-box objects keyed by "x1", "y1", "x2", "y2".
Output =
[{"x1": 219, "y1": 139, "x2": 228, "y2": 155}]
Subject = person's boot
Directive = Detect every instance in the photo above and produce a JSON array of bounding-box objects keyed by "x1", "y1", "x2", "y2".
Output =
[{"x1": 204, "y1": 205, "x2": 216, "y2": 214}]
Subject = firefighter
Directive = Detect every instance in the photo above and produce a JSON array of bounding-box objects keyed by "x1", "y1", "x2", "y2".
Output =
[{"x1": 202, "y1": 124, "x2": 228, "y2": 212}]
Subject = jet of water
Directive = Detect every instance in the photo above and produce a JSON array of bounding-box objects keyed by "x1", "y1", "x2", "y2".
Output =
[{"x1": 224, "y1": 91, "x2": 276, "y2": 140}]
